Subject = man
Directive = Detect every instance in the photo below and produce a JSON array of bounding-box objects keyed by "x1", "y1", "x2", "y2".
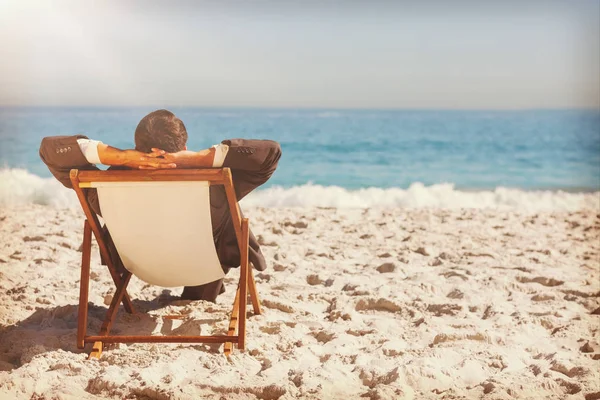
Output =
[{"x1": 39, "y1": 109, "x2": 281, "y2": 302}]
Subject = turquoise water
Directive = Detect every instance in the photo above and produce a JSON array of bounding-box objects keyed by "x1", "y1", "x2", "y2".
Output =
[{"x1": 1, "y1": 107, "x2": 599, "y2": 191}]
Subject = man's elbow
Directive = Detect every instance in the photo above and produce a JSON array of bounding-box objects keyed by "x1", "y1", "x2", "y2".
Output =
[
  {"x1": 39, "y1": 137, "x2": 52, "y2": 164},
  {"x1": 250, "y1": 140, "x2": 282, "y2": 186},
  {"x1": 264, "y1": 140, "x2": 282, "y2": 171}
]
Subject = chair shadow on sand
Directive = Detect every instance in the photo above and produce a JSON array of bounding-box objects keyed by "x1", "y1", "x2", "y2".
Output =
[{"x1": 0, "y1": 290, "x2": 227, "y2": 371}]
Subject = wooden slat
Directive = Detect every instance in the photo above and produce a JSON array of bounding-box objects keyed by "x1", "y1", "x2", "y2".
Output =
[
  {"x1": 238, "y1": 218, "x2": 249, "y2": 351},
  {"x1": 223, "y1": 169, "x2": 245, "y2": 259},
  {"x1": 85, "y1": 335, "x2": 238, "y2": 343},
  {"x1": 224, "y1": 284, "x2": 241, "y2": 356},
  {"x1": 77, "y1": 220, "x2": 92, "y2": 349},
  {"x1": 88, "y1": 342, "x2": 103, "y2": 360},
  {"x1": 77, "y1": 168, "x2": 228, "y2": 183},
  {"x1": 248, "y1": 267, "x2": 262, "y2": 316}
]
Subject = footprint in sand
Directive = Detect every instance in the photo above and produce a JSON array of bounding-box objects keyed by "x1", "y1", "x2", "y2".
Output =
[
  {"x1": 355, "y1": 298, "x2": 402, "y2": 313},
  {"x1": 23, "y1": 236, "x2": 46, "y2": 242},
  {"x1": 357, "y1": 367, "x2": 399, "y2": 389},
  {"x1": 311, "y1": 330, "x2": 336, "y2": 343},
  {"x1": 376, "y1": 263, "x2": 395, "y2": 273},
  {"x1": 440, "y1": 271, "x2": 468, "y2": 281},
  {"x1": 556, "y1": 378, "x2": 582, "y2": 395},
  {"x1": 273, "y1": 263, "x2": 287, "y2": 272},
  {"x1": 447, "y1": 289, "x2": 464, "y2": 299},
  {"x1": 259, "y1": 323, "x2": 282, "y2": 335},
  {"x1": 342, "y1": 284, "x2": 357, "y2": 291},
  {"x1": 531, "y1": 294, "x2": 555, "y2": 302},
  {"x1": 426, "y1": 303, "x2": 462, "y2": 316},
  {"x1": 262, "y1": 299, "x2": 294, "y2": 313},
  {"x1": 326, "y1": 298, "x2": 352, "y2": 321},
  {"x1": 516, "y1": 276, "x2": 564, "y2": 287},
  {"x1": 306, "y1": 274, "x2": 322, "y2": 285},
  {"x1": 550, "y1": 360, "x2": 588, "y2": 379},
  {"x1": 431, "y1": 332, "x2": 489, "y2": 346},
  {"x1": 288, "y1": 370, "x2": 303, "y2": 388},
  {"x1": 346, "y1": 329, "x2": 376, "y2": 337}
]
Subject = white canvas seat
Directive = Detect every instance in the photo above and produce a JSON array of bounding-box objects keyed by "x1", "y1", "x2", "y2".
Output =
[
  {"x1": 93, "y1": 181, "x2": 223, "y2": 287},
  {"x1": 70, "y1": 168, "x2": 261, "y2": 359}
]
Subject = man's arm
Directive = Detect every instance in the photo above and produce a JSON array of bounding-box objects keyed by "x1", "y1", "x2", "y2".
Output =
[
  {"x1": 39, "y1": 135, "x2": 177, "y2": 189},
  {"x1": 40, "y1": 135, "x2": 178, "y2": 215},
  {"x1": 96, "y1": 143, "x2": 176, "y2": 170},
  {"x1": 221, "y1": 139, "x2": 282, "y2": 200},
  {"x1": 40, "y1": 135, "x2": 100, "y2": 189},
  {"x1": 161, "y1": 139, "x2": 282, "y2": 200},
  {"x1": 157, "y1": 147, "x2": 217, "y2": 169}
]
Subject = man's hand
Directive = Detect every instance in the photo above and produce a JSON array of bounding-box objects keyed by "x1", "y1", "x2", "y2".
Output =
[
  {"x1": 130, "y1": 148, "x2": 177, "y2": 170},
  {"x1": 98, "y1": 144, "x2": 177, "y2": 169},
  {"x1": 153, "y1": 148, "x2": 215, "y2": 168}
]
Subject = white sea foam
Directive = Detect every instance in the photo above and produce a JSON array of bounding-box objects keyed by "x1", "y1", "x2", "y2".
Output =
[
  {"x1": 0, "y1": 168, "x2": 78, "y2": 208},
  {"x1": 0, "y1": 168, "x2": 598, "y2": 211},
  {"x1": 241, "y1": 182, "x2": 600, "y2": 211}
]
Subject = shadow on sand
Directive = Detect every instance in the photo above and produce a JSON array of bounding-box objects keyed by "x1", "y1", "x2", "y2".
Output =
[{"x1": 0, "y1": 291, "x2": 227, "y2": 370}]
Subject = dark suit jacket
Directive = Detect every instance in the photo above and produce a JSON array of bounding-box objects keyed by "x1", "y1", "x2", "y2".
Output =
[{"x1": 39, "y1": 135, "x2": 281, "y2": 299}]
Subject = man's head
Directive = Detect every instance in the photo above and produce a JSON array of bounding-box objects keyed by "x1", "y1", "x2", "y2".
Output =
[{"x1": 134, "y1": 109, "x2": 188, "y2": 153}]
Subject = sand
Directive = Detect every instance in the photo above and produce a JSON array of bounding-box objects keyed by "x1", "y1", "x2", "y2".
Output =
[{"x1": 0, "y1": 204, "x2": 599, "y2": 399}]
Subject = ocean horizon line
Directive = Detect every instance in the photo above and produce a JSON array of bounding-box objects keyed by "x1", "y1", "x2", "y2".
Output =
[{"x1": 1, "y1": 105, "x2": 599, "y2": 113}]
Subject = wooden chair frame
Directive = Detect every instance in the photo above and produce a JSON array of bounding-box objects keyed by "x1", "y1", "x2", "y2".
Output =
[{"x1": 70, "y1": 168, "x2": 262, "y2": 359}]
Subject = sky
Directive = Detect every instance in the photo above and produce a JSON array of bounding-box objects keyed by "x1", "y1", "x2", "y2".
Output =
[{"x1": 0, "y1": 0, "x2": 599, "y2": 109}]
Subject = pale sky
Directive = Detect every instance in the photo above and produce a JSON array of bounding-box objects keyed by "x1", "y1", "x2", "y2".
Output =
[{"x1": 0, "y1": 0, "x2": 599, "y2": 109}]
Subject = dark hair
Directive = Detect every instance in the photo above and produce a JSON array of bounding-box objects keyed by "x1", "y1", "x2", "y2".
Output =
[{"x1": 134, "y1": 109, "x2": 188, "y2": 153}]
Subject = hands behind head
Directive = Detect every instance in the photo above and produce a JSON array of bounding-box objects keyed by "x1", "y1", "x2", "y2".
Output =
[
  {"x1": 122, "y1": 148, "x2": 176, "y2": 170},
  {"x1": 123, "y1": 148, "x2": 210, "y2": 169},
  {"x1": 150, "y1": 148, "x2": 212, "y2": 169}
]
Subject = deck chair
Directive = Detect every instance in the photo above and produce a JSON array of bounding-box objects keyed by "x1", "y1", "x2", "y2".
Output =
[{"x1": 69, "y1": 168, "x2": 261, "y2": 359}]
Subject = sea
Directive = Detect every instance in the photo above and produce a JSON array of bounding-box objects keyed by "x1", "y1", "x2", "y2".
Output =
[{"x1": 1, "y1": 107, "x2": 599, "y2": 210}]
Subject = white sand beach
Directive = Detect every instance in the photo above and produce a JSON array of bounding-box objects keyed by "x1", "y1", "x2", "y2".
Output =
[{"x1": 0, "y1": 204, "x2": 599, "y2": 399}]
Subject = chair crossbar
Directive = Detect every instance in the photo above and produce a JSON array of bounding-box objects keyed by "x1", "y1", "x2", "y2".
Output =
[{"x1": 84, "y1": 335, "x2": 240, "y2": 344}]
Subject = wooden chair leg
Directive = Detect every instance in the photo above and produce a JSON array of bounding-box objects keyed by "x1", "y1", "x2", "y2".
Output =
[
  {"x1": 224, "y1": 285, "x2": 241, "y2": 356},
  {"x1": 77, "y1": 220, "x2": 92, "y2": 349},
  {"x1": 88, "y1": 271, "x2": 132, "y2": 360},
  {"x1": 238, "y1": 218, "x2": 249, "y2": 352},
  {"x1": 248, "y1": 268, "x2": 262, "y2": 316},
  {"x1": 88, "y1": 341, "x2": 103, "y2": 360}
]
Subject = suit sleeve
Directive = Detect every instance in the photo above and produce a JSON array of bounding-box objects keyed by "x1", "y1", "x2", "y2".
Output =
[
  {"x1": 221, "y1": 139, "x2": 282, "y2": 200},
  {"x1": 39, "y1": 135, "x2": 102, "y2": 214}
]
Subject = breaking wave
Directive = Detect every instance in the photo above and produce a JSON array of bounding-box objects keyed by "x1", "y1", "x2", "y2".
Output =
[
  {"x1": 0, "y1": 168, "x2": 598, "y2": 211},
  {"x1": 0, "y1": 168, "x2": 78, "y2": 208}
]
